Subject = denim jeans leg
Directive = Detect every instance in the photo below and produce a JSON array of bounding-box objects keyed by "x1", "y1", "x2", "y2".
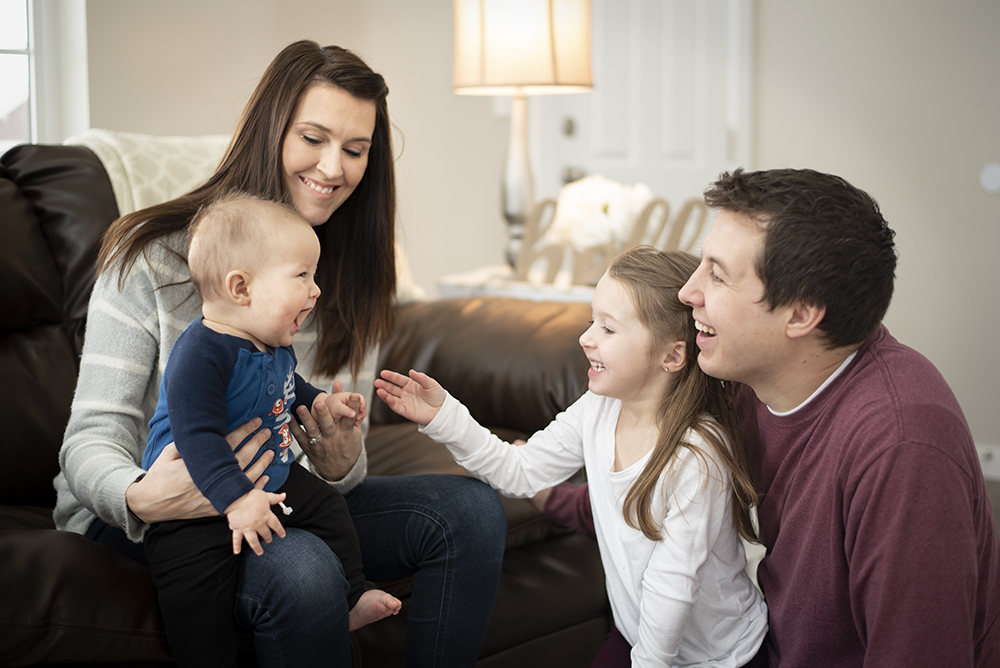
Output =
[
  {"x1": 345, "y1": 474, "x2": 507, "y2": 668},
  {"x1": 233, "y1": 527, "x2": 352, "y2": 668}
]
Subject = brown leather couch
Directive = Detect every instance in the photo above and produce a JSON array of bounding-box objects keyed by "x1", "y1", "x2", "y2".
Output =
[{"x1": 0, "y1": 143, "x2": 610, "y2": 667}]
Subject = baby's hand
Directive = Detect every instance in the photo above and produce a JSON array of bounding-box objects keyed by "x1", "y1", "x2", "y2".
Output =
[
  {"x1": 374, "y1": 369, "x2": 446, "y2": 425},
  {"x1": 224, "y1": 489, "x2": 287, "y2": 555},
  {"x1": 316, "y1": 391, "x2": 367, "y2": 430}
]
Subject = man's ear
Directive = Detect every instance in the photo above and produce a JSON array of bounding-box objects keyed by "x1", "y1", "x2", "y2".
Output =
[
  {"x1": 661, "y1": 340, "x2": 687, "y2": 373},
  {"x1": 225, "y1": 270, "x2": 252, "y2": 306},
  {"x1": 785, "y1": 300, "x2": 825, "y2": 339}
]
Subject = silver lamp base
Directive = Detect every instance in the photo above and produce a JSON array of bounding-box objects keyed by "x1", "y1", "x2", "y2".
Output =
[{"x1": 501, "y1": 94, "x2": 534, "y2": 266}]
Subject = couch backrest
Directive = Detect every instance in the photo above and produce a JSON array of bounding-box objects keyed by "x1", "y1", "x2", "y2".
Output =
[
  {"x1": 373, "y1": 297, "x2": 592, "y2": 434},
  {"x1": 0, "y1": 144, "x2": 119, "y2": 506}
]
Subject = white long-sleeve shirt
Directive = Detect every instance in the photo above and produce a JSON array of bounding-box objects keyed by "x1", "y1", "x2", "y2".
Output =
[{"x1": 422, "y1": 391, "x2": 767, "y2": 667}]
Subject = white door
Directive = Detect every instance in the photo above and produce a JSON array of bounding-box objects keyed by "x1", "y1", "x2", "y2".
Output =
[{"x1": 530, "y1": 0, "x2": 753, "y2": 251}]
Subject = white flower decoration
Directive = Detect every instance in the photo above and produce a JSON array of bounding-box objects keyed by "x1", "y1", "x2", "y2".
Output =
[{"x1": 545, "y1": 175, "x2": 654, "y2": 252}]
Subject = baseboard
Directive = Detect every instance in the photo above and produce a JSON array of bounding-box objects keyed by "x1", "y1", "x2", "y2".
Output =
[{"x1": 977, "y1": 443, "x2": 1000, "y2": 482}]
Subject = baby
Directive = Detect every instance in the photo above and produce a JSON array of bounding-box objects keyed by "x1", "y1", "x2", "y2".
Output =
[{"x1": 142, "y1": 193, "x2": 399, "y2": 667}]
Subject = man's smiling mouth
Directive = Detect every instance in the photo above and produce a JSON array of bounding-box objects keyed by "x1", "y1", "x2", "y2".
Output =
[{"x1": 695, "y1": 320, "x2": 717, "y2": 336}]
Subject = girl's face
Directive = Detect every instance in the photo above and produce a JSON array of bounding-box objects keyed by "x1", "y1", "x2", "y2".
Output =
[
  {"x1": 281, "y1": 84, "x2": 377, "y2": 227},
  {"x1": 580, "y1": 273, "x2": 679, "y2": 406}
]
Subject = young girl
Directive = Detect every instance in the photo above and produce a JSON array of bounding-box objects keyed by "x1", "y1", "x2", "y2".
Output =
[{"x1": 375, "y1": 246, "x2": 767, "y2": 667}]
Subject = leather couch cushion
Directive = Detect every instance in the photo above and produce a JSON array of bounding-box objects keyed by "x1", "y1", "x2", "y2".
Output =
[{"x1": 0, "y1": 525, "x2": 171, "y2": 666}]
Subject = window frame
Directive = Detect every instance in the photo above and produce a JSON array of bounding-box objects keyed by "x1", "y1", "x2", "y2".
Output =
[
  {"x1": 31, "y1": 0, "x2": 91, "y2": 144},
  {"x1": 1, "y1": 0, "x2": 89, "y2": 149},
  {"x1": 0, "y1": 0, "x2": 33, "y2": 151}
]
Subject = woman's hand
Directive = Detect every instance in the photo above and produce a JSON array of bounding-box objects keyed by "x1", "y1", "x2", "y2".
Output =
[
  {"x1": 374, "y1": 369, "x2": 446, "y2": 425},
  {"x1": 293, "y1": 380, "x2": 363, "y2": 483},
  {"x1": 125, "y1": 418, "x2": 273, "y2": 524}
]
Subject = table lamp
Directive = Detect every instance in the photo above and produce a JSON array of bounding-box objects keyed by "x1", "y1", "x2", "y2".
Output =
[{"x1": 453, "y1": 0, "x2": 593, "y2": 265}]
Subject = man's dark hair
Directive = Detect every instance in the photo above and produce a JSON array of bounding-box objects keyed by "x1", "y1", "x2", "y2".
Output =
[{"x1": 704, "y1": 168, "x2": 897, "y2": 349}]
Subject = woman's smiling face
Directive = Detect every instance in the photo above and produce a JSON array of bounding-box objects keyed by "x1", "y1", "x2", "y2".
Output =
[{"x1": 281, "y1": 84, "x2": 377, "y2": 227}]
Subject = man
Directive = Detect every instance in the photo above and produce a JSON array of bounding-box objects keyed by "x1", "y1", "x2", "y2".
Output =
[
  {"x1": 677, "y1": 168, "x2": 999, "y2": 666},
  {"x1": 541, "y1": 168, "x2": 1000, "y2": 666}
]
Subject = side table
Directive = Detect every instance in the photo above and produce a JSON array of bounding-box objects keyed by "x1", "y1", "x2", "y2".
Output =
[{"x1": 437, "y1": 265, "x2": 595, "y2": 303}]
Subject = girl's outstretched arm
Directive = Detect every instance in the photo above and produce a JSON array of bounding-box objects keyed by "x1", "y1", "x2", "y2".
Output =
[{"x1": 375, "y1": 369, "x2": 446, "y2": 425}]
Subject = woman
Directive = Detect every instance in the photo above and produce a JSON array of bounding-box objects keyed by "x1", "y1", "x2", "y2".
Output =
[{"x1": 54, "y1": 40, "x2": 506, "y2": 667}]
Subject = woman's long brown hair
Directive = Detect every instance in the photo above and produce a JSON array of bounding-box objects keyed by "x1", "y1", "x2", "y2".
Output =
[
  {"x1": 97, "y1": 41, "x2": 396, "y2": 379},
  {"x1": 612, "y1": 246, "x2": 758, "y2": 543}
]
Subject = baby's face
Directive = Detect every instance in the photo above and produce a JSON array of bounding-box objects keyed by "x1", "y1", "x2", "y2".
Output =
[{"x1": 244, "y1": 223, "x2": 321, "y2": 349}]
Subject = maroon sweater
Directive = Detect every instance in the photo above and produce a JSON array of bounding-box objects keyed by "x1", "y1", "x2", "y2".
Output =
[{"x1": 738, "y1": 326, "x2": 1000, "y2": 667}]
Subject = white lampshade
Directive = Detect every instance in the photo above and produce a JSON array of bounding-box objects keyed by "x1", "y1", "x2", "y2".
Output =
[{"x1": 453, "y1": 0, "x2": 593, "y2": 96}]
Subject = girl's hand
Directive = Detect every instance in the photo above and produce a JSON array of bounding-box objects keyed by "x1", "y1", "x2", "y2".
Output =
[
  {"x1": 374, "y1": 369, "x2": 446, "y2": 425},
  {"x1": 293, "y1": 380, "x2": 363, "y2": 483},
  {"x1": 224, "y1": 489, "x2": 287, "y2": 555},
  {"x1": 126, "y1": 418, "x2": 273, "y2": 524}
]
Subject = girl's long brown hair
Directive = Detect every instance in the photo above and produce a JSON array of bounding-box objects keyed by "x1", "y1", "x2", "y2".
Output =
[
  {"x1": 97, "y1": 41, "x2": 396, "y2": 379},
  {"x1": 612, "y1": 246, "x2": 758, "y2": 543}
]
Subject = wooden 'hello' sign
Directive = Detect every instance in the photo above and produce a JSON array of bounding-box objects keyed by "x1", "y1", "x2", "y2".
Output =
[{"x1": 513, "y1": 197, "x2": 710, "y2": 286}]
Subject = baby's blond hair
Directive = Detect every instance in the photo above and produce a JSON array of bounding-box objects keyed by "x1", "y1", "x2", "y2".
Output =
[{"x1": 187, "y1": 193, "x2": 309, "y2": 303}]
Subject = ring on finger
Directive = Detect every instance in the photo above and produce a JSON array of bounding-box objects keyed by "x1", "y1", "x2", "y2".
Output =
[{"x1": 308, "y1": 432, "x2": 322, "y2": 446}]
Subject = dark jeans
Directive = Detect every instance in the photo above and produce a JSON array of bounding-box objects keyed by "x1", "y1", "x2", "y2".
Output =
[
  {"x1": 89, "y1": 472, "x2": 506, "y2": 668},
  {"x1": 143, "y1": 463, "x2": 364, "y2": 668},
  {"x1": 344, "y1": 474, "x2": 506, "y2": 667}
]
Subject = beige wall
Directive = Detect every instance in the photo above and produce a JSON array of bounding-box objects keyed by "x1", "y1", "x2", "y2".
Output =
[
  {"x1": 87, "y1": 0, "x2": 510, "y2": 298},
  {"x1": 86, "y1": 0, "x2": 1000, "y2": 446},
  {"x1": 755, "y1": 0, "x2": 1000, "y2": 447}
]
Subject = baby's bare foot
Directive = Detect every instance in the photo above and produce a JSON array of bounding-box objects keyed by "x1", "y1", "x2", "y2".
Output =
[{"x1": 348, "y1": 589, "x2": 402, "y2": 631}]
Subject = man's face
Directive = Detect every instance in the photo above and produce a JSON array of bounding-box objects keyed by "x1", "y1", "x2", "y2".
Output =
[{"x1": 678, "y1": 210, "x2": 793, "y2": 390}]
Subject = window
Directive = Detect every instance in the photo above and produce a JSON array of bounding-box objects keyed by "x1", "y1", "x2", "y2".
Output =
[
  {"x1": 0, "y1": 0, "x2": 89, "y2": 156},
  {"x1": 0, "y1": 0, "x2": 30, "y2": 154}
]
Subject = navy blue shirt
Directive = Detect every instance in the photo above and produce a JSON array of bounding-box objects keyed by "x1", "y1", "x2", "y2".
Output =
[{"x1": 145, "y1": 319, "x2": 322, "y2": 514}]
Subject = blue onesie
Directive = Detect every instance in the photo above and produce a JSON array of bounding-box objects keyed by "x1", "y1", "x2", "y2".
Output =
[{"x1": 144, "y1": 318, "x2": 321, "y2": 514}]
